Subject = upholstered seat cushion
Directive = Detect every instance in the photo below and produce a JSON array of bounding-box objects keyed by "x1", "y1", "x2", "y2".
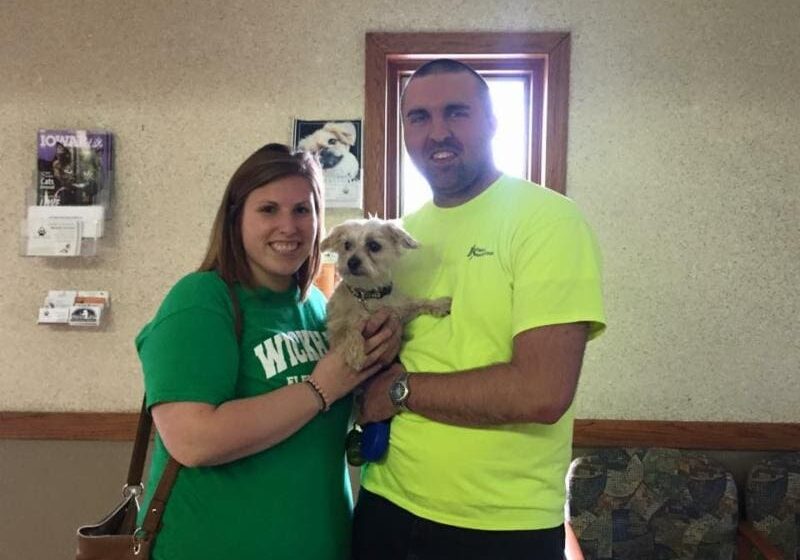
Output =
[
  {"x1": 568, "y1": 448, "x2": 738, "y2": 560},
  {"x1": 745, "y1": 452, "x2": 800, "y2": 559}
]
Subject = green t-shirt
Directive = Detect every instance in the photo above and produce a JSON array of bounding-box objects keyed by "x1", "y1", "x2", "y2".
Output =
[
  {"x1": 136, "y1": 271, "x2": 352, "y2": 560},
  {"x1": 361, "y1": 175, "x2": 606, "y2": 530}
]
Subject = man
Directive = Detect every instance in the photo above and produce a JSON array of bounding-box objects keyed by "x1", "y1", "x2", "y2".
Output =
[{"x1": 353, "y1": 59, "x2": 606, "y2": 559}]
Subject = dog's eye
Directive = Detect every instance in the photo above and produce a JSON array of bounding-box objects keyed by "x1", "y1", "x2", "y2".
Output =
[
  {"x1": 327, "y1": 138, "x2": 338, "y2": 146},
  {"x1": 367, "y1": 241, "x2": 382, "y2": 253},
  {"x1": 344, "y1": 241, "x2": 352, "y2": 251}
]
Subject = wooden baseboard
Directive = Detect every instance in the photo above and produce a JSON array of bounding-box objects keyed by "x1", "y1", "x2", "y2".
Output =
[{"x1": 1, "y1": 412, "x2": 798, "y2": 451}]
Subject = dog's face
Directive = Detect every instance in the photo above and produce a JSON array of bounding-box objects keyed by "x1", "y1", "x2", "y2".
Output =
[
  {"x1": 298, "y1": 122, "x2": 357, "y2": 170},
  {"x1": 320, "y1": 219, "x2": 418, "y2": 288}
]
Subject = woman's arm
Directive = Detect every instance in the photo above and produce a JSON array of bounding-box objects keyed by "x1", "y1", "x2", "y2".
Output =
[
  {"x1": 153, "y1": 318, "x2": 399, "y2": 467},
  {"x1": 153, "y1": 379, "x2": 325, "y2": 467}
]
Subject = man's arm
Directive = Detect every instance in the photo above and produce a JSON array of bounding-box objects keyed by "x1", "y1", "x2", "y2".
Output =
[{"x1": 359, "y1": 322, "x2": 589, "y2": 426}]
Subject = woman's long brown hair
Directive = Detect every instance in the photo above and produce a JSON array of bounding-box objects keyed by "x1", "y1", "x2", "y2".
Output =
[{"x1": 199, "y1": 143, "x2": 324, "y2": 299}]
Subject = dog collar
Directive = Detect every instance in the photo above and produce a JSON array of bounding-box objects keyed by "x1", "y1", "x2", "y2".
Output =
[{"x1": 345, "y1": 283, "x2": 393, "y2": 304}]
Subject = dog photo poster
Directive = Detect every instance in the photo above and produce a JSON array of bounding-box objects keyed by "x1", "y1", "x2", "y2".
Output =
[{"x1": 293, "y1": 119, "x2": 362, "y2": 208}]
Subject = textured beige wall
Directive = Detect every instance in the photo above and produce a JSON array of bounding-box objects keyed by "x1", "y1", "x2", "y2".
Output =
[
  {"x1": 0, "y1": 440, "x2": 134, "y2": 560},
  {"x1": 0, "y1": 0, "x2": 798, "y2": 421}
]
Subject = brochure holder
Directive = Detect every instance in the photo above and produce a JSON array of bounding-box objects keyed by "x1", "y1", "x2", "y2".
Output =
[
  {"x1": 37, "y1": 290, "x2": 110, "y2": 328},
  {"x1": 20, "y1": 128, "x2": 114, "y2": 257}
]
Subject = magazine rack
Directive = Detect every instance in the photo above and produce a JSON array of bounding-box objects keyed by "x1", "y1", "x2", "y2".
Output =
[{"x1": 20, "y1": 128, "x2": 114, "y2": 258}]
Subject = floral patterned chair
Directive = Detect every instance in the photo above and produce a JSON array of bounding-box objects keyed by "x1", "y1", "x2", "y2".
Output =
[
  {"x1": 567, "y1": 448, "x2": 739, "y2": 560},
  {"x1": 738, "y1": 452, "x2": 800, "y2": 559}
]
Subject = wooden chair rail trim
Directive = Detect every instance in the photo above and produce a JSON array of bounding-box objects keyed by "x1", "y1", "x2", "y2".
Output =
[
  {"x1": 572, "y1": 419, "x2": 800, "y2": 451},
  {"x1": 1, "y1": 413, "x2": 798, "y2": 450},
  {"x1": 0, "y1": 411, "x2": 140, "y2": 441}
]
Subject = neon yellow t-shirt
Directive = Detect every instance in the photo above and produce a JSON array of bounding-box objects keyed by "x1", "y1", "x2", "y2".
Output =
[{"x1": 361, "y1": 175, "x2": 606, "y2": 530}]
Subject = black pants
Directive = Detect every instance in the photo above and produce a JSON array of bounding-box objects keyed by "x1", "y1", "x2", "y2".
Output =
[{"x1": 352, "y1": 489, "x2": 566, "y2": 560}]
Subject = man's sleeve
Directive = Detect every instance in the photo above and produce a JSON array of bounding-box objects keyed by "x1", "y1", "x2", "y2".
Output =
[{"x1": 511, "y1": 215, "x2": 606, "y2": 340}]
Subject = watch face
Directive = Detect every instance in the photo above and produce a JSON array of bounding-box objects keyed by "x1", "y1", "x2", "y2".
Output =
[{"x1": 390, "y1": 379, "x2": 408, "y2": 404}]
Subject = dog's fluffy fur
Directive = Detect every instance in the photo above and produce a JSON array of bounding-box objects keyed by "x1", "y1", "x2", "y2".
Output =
[
  {"x1": 320, "y1": 218, "x2": 451, "y2": 369},
  {"x1": 298, "y1": 121, "x2": 360, "y2": 182}
]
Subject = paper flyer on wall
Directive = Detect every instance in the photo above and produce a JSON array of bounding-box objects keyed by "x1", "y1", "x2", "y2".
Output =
[
  {"x1": 26, "y1": 205, "x2": 105, "y2": 238},
  {"x1": 26, "y1": 217, "x2": 82, "y2": 256}
]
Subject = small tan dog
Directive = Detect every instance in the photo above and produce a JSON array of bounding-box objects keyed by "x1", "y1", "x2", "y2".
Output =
[{"x1": 320, "y1": 218, "x2": 452, "y2": 369}]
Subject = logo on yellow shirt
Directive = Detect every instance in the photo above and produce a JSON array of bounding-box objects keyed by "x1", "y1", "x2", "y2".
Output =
[{"x1": 467, "y1": 245, "x2": 494, "y2": 259}]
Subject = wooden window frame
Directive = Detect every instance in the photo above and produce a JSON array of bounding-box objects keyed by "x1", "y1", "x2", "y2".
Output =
[{"x1": 364, "y1": 32, "x2": 571, "y2": 218}]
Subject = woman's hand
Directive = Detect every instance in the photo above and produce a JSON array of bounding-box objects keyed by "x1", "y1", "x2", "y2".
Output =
[
  {"x1": 309, "y1": 309, "x2": 402, "y2": 406},
  {"x1": 309, "y1": 348, "x2": 378, "y2": 405}
]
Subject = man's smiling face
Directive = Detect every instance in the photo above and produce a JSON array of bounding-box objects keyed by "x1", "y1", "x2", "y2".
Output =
[{"x1": 401, "y1": 71, "x2": 498, "y2": 207}]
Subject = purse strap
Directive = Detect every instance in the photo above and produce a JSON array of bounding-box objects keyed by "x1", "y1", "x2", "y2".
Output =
[
  {"x1": 127, "y1": 396, "x2": 180, "y2": 541},
  {"x1": 126, "y1": 397, "x2": 153, "y2": 487},
  {"x1": 133, "y1": 278, "x2": 242, "y2": 544}
]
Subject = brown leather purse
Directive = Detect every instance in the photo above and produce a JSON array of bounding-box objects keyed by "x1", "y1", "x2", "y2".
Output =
[{"x1": 75, "y1": 398, "x2": 180, "y2": 559}]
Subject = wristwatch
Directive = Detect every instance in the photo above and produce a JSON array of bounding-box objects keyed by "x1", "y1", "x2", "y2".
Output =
[{"x1": 388, "y1": 371, "x2": 411, "y2": 412}]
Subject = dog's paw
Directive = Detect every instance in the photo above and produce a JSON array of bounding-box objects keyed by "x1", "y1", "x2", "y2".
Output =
[{"x1": 430, "y1": 297, "x2": 452, "y2": 317}]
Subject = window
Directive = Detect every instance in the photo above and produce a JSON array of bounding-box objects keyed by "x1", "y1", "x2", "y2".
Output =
[{"x1": 364, "y1": 32, "x2": 571, "y2": 219}]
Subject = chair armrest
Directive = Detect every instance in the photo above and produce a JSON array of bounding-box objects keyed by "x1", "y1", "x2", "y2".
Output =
[{"x1": 737, "y1": 521, "x2": 784, "y2": 560}]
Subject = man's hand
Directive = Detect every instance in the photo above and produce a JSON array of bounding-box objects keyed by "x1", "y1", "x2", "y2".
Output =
[
  {"x1": 358, "y1": 362, "x2": 406, "y2": 424},
  {"x1": 361, "y1": 309, "x2": 402, "y2": 369}
]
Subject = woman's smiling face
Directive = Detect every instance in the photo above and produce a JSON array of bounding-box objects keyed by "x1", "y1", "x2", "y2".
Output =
[{"x1": 240, "y1": 175, "x2": 318, "y2": 292}]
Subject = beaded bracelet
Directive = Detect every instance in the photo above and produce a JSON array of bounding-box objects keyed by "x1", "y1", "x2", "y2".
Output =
[
  {"x1": 305, "y1": 377, "x2": 330, "y2": 412},
  {"x1": 304, "y1": 381, "x2": 325, "y2": 411}
]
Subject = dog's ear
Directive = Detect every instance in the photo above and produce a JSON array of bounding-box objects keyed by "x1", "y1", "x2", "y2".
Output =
[
  {"x1": 320, "y1": 224, "x2": 346, "y2": 253},
  {"x1": 323, "y1": 121, "x2": 357, "y2": 146},
  {"x1": 384, "y1": 221, "x2": 419, "y2": 250},
  {"x1": 297, "y1": 132, "x2": 319, "y2": 153}
]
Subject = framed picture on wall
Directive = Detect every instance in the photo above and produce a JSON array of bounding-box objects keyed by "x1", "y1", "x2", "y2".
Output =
[{"x1": 293, "y1": 119, "x2": 362, "y2": 208}]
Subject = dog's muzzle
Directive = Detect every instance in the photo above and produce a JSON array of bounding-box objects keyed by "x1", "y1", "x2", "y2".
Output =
[
  {"x1": 347, "y1": 255, "x2": 362, "y2": 274},
  {"x1": 319, "y1": 149, "x2": 344, "y2": 170}
]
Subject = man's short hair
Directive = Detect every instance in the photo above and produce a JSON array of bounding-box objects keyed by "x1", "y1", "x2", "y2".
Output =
[{"x1": 403, "y1": 58, "x2": 493, "y2": 116}]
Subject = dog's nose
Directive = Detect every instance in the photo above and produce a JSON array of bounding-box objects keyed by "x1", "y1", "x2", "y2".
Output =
[{"x1": 347, "y1": 256, "x2": 361, "y2": 272}]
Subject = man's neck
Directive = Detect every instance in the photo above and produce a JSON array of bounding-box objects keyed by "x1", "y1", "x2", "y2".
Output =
[{"x1": 433, "y1": 167, "x2": 502, "y2": 208}]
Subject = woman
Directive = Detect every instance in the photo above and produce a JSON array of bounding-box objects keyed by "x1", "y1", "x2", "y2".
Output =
[{"x1": 136, "y1": 144, "x2": 398, "y2": 559}]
